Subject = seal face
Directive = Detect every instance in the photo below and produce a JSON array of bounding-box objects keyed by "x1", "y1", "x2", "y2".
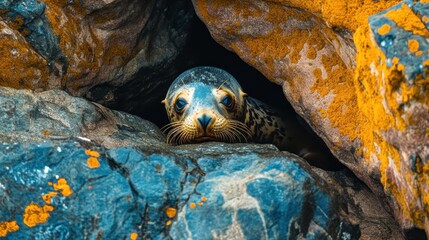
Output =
[{"x1": 162, "y1": 66, "x2": 251, "y2": 144}]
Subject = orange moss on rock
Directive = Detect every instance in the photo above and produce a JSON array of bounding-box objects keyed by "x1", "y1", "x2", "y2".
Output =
[
  {"x1": 377, "y1": 24, "x2": 391, "y2": 35},
  {"x1": 42, "y1": 192, "x2": 58, "y2": 204},
  {"x1": 354, "y1": 16, "x2": 429, "y2": 227},
  {"x1": 210, "y1": 0, "x2": 399, "y2": 32},
  {"x1": 408, "y1": 39, "x2": 420, "y2": 53},
  {"x1": 51, "y1": 178, "x2": 73, "y2": 197},
  {"x1": 385, "y1": 3, "x2": 429, "y2": 37},
  {"x1": 87, "y1": 157, "x2": 100, "y2": 168},
  {"x1": 165, "y1": 207, "x2": 177, "y2": 219},
  {"x1": 130, "y1": 232, "x2": 138, "y2": 240},
  {"x1": 23, "y1": 202, "x2": 54, "y2": 228},
  {"x1": 0, "y1": 221, "x2": 19, "y2": 237},
  {"x1": 0, "y1": 34, "x2": 50, "y2": 89}
]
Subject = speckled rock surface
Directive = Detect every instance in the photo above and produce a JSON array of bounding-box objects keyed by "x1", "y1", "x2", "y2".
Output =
[
  {"x1": 0, "y1": 87, "x2": 404, "y2": 239},
  {"x1": 193, "y1": 0, "x2": 429, "y2": 234},
  {"x1": 0, "y1": 86, "x2": 164, "y2": 149},
  {"x1": 0, "y1": 0, "x2": 194, "y2": 111}
]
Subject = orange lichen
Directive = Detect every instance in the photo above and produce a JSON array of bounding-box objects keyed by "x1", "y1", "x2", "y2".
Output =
[
  {"x1": 85, "y1": 149, "x2": 100, "y2": 158},
  {"x1": 201, "y1": 196, "x2": 207, "y2": 202},
  {"x1": 354, "y1": 17, "x2": 429, "y2": 227},
  {"x1": 166, "y1": 220, "x2": 172, "y2": 226},
  {"x1": 42, "y1": 192, "x2": 58, "y2": 204},
  {"x1": 423, "y1": 16, "x2": 429, "y2": 23},
  {"x1": 408, "y1": 39, "x2": 420, "y2": 53},
  {"x1": 165, "y1": 208, "x2": 177, "y2": 219},
  {"x1": 198, "y1": 202, "x2": 204, "y2": 206},
  {"x1": 0, "y1": 36, "x2": 50, "y2": 89},
  {"x1": 416, "y1": 51, "x2": 423, "y2": 56},
  {"x1": 377, "y1": 24, "x2": 391, "y2": 35},
  {"x1": 52, "y1": 178, "x2": 73, "y2": 197},
  {"x1": 385, "y1": 3, "x2": 429, "y2": 37},
  {"x1": 87, "y1": 157, "x2": 100, "y2": 169},
  {"x1": 130, "y1": 232, "x2": 138, "y2": 240},
  {"x1": 0, "y1": 221, "x2": 19, "y2": 237},
  {"x1": 23, "y1": 203, "x2": 54, "y2": 227},
  {"x1": 189, "y1": 202, "x2": 196, "y2": 209}
]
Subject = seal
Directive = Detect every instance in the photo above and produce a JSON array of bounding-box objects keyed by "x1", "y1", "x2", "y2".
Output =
[{"x1": 162, "y1": 66, "x2": 331, "y2": 162}]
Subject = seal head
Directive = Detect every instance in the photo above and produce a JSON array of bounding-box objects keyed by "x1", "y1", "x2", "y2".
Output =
[{"x1": 162, "y1": 66, "x2": 250, "y2": 144}]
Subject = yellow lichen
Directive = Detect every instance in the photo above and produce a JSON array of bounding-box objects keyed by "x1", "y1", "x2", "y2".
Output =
[
  {"x1": 189, "y1": 202, "x2": 196, "y2": 209},
  {"x1": 377, "y1": 24, "x2": 391, "y2": 35},
  {"x1": 42, "y1": 192, "x2": 58, "y2": 205},
  {"x1": 166, "y1": 220, "x2": 172, "y2": 226},
  {"x1": 0, "y1": 221, "x2": 19, "y2": 237},
  {"x1": 85, "y1": 149, "x2": 100, "y2": 158},
  {"x1": 130, "y1": 232, "x2": 138, "y2": 240},
  {"x1": 23, "y1": 203, "x2": 54, "y2": 227},
  {"x1": 354, "y1": 17, "x2": 429, "y2": 228},
  {"x1": 385, "y1": 3, "x2": 429, "y2": 37},
  {"x1": 87, "y1": 157, "x2": 100, "y2": 169},
  {"x1": 51, "y1": 178, "x2": 73, "y2": 197},
  {"x1": 408, "y1": 39, "x2": 420, "y2": 53},
  {"x1": 165, "y1": 208, "x2": 177, "y2": 219}
]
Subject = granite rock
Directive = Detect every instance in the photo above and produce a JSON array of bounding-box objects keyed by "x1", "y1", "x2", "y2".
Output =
[{"x1": 193, "y1": 0, "x2": 429, "y2": 234}]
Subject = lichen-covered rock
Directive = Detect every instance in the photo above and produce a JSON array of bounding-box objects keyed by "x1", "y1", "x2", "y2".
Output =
[
  {"x1": 0, "y1": 87, "x2": 401, "y2": 239},
  {"x1": 0, "y1": 0, "x2": 194, "y2": 110},
  {"x1": 355, "y1": 1, "x2": 429, "y2": 232},
  {"x1": 193, "y1": 0, "x2": 429, "y2": 234}
]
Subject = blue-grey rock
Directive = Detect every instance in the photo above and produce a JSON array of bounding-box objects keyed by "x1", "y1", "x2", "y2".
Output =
[
  {"x1": 0, "y1": 141, "x2": 360, "y2": 239},
  {"x1": 0, "y1": 87, "x2": 402, "y2": 239}
]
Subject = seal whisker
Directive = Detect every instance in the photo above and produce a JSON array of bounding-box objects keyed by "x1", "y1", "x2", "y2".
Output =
[
  {"x1": 166, "y1": 126, "x2": 183, "y2": 144},
  {"x1": 161, "y1": 122, "x2": 182, "y2": 133}
]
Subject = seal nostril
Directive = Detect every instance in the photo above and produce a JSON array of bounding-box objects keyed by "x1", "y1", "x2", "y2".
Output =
[{"x1": 197, "y1": 114, "x2": 212, "y2": 131}]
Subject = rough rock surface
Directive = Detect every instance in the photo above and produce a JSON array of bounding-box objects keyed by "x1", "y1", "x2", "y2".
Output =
[
  {"x1": 0, "y1": 87, "x2": 402, "y2": 239},
  {"x1": 0, "y1": 0, "x2": 194, "y2": 111},
  {"x1": 193, "y1": 0, "x2": 429, "y2": 233}
]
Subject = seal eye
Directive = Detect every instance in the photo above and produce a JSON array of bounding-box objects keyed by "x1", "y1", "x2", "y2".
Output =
[
  {"x1": 221, "y1": 95, "x2": 234, "y2": 109},
  {"x1": 175, "y1": 98, "x2": 187, "y2": 112}
]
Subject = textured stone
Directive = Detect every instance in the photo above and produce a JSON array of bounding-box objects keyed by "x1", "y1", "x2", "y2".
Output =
[
  {"x1": 0, "y1": 0, "x2": 194, "y2": 111},
  {"x1": 0, "y1": 87, "x2": 402, "y2": 239},
  {"x1": 0, "y1": 86, "x2": 164, "y2": 148},
  {"x1": 193, "y1": 0, "x2": 429, "y2": 234},
  {"x1": 0, "y1": 142, "x2": 364, "y2": 239}
]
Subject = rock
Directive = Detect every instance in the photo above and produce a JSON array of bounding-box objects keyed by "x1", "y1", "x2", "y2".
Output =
[
  {"x1": 0, "y1": 0, "x2": 194, "y2": 111},
  {"x1": 0, "y1": 87, "x2": 402, "y2": 239},
  {"x1": 0, "y1": 86, "x2": 164, "y2": 149},
  {"x1": 0, "y1": 141, "x2": 362, "y2": 239},
  {"x1": 311, "y1": 168, "x2": 404, "y2": 239},
  {"x1": 193, "y1": 0, "x2": 429, "y2": 234}
]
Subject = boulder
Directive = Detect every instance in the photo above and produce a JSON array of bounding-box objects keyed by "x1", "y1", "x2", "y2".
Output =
[
  {"x1": 0, "y1": 0, "x2": 194, "y2": 112},
  {"x1": 193, "y1": 0, "x2": 429, "y2": 233},
  {"x1": 0, "y1": 87, "x2": 402, "y2": 239}
]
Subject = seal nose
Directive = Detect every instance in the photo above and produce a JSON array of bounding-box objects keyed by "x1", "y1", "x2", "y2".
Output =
[{"x1": 197, "y1": 114, "x2": 212, "y2": 131}]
